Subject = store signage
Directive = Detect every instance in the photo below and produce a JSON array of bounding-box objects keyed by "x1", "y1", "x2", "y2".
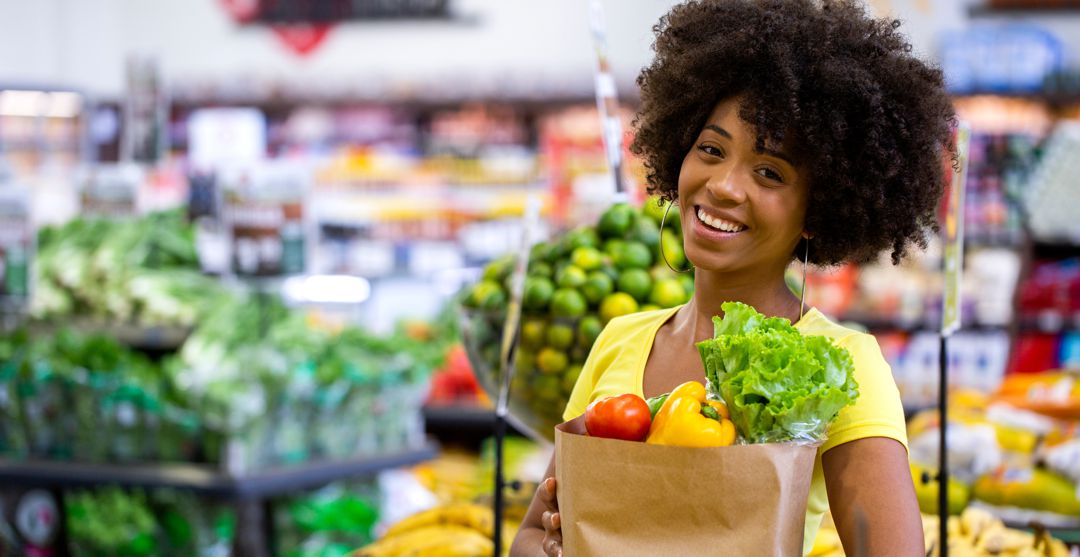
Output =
[
  {"x1": 942, "y1": 122, "x2": 972, "y2": 336},
  {"x1": 227, "y1": 197, "x2": 305, "y2": 276},
  {"x1": 188, "y1": 108, "x2": 267, "y2": 170},
  {"x1": 271, "y1": 23, "x2": 334, "y2": 57},
  {"x1": 238, "y1": 0, "x2": 451, "y2": 22},
  {"x1": 79, "y1": 164, "x2": 142, "y2": 218}
]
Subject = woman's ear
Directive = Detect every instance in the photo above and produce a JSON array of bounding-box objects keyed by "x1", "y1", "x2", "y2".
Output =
[{"x1": 802, "y1": 231, "x2": 814, "y2": 240}]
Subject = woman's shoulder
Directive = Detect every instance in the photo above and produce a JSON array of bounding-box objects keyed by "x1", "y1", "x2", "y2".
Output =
[
  {"x1": 797, "y1": 308, "x2": 867, "y2": 343},
  {"x1": 602, "y1": 305, "x2": 681, "y2": 338},
  {"x1": 798, "y1": 308, "x2": 890, "y2": 372}
]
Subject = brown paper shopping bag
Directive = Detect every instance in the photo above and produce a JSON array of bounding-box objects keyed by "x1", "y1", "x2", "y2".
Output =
[{"x1": 555, "y1": 423, "x2": 817, "y2": 557}]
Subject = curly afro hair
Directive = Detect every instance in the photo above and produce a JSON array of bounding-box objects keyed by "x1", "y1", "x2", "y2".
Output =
[{"x1": 630, "y1": 0, "x2": 956, "y2": 265}]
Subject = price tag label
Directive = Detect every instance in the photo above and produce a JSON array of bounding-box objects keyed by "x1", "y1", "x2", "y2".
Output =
[{"x1": 942, "y1": 123, "x2": 971, "y2": 337}]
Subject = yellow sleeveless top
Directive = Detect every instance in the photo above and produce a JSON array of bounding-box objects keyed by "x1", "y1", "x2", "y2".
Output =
[{"x1": 562, "y1": 305, "x2": 908, "y2": 556}]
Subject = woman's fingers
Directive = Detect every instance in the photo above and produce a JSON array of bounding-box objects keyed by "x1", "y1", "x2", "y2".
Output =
[
  {"x1": 543, "y1": 527, "x2": 563, "y2": 556},
  {"x1": 541, "y1": 511, "x2": 561, "y2": 531},
  {"x1": 539, "y1": 477, "x2": 563, "y2": 556},
  {"x1": 537, "y1": 477, "x2": 558, "y2": 510}
]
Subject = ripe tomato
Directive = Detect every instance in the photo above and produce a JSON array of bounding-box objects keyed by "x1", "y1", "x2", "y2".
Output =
[{"x1": 585, "y1": 394, "x2": 652, "y2": 442}]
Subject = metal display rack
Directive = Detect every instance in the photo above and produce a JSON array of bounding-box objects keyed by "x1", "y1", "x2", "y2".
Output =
[{"x1": 0, "y1": 444, "x2": 438, "y2": 557}]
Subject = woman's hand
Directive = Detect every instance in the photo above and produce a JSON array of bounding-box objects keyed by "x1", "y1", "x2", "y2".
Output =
[
  {"x1": 538, "y1": 477, "x2": 563, "y2": 556},
  {"x1": 511, "y1": 415, "x2": 586, "y2": 557}
]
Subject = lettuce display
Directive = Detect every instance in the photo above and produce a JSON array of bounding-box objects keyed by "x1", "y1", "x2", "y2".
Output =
[
  {"x1": 1, "y1": 294, "x2": 438, "y2": 468},
  {"x1": 697, "y1": 302, "x2": 860, "y2": 444},
  {"x1": 65, "y1": 487, "x2": 235, "y2": 557},
  {"x1": 32, "y1": 210, "x2": 226, "y2": 327},
  {"x1": 0, "y1": 328, "x2": 168, "y2": 461}
]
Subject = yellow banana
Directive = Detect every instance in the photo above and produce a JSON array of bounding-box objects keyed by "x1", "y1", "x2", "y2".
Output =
[
  {"x1": 960, "y1": 507, "x2": 997, "y2": 542},
  {"x1": 384, "y1": 503, "x2": 495, "y2": 539},
  {"x1": 397, "y1": 527, "x2": 493, "y2": 557},
  {"x1": 353, "y1": 525, "x2": 483, "y2": 557}
]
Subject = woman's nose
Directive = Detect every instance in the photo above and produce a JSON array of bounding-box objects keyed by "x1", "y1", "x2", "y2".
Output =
[{"x1": 705, "y1": 168, "x2": 749, "y2": 205}]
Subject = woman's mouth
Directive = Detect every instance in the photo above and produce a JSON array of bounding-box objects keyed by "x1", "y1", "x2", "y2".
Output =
[{"x1": 695, "y1": 206, "x2": 748, "y2": 234}]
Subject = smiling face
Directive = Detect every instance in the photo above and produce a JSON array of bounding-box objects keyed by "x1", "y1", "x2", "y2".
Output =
[{"x1": 677, "y1": 97, "x2": 809, "y2": 279}]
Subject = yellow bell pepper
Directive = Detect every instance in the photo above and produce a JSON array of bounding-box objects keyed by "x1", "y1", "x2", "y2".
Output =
[{"x1": 646, "y1": 381, "x2": 737, "y2": 448}]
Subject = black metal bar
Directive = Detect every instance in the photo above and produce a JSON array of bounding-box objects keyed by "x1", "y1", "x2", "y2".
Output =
[
  {"x1": 939, "y1": 334, "x2": 949, "y2": 557},
  {"x1": 493, "y1": 413, "x2": 507, "y2": 557},
  {"x1": 0, "y1": 444, "x2": 437, "y2": 499}
]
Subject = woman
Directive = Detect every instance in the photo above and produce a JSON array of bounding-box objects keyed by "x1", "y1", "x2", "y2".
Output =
[{"x1": 512, "y1": 1, "x2": 955, "y2": 555}]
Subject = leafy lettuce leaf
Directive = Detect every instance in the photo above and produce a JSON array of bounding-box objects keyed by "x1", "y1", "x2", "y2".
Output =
[{"x1": 697, "y1": 302, "x2": 859, "y2": 443}]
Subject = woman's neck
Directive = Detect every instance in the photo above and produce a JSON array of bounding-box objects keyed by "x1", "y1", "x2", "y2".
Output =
[{"x1": 678, "y1": 268, "x2": 803, "y2": 342}]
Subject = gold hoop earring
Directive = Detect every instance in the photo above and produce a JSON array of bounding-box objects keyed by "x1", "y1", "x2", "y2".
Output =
[
  {"x1": 799, "y1": 238, "x2": 810, "y2": 317},
  {"x1": 660, "y1": 201, "x2": 693, "y2": 274}
]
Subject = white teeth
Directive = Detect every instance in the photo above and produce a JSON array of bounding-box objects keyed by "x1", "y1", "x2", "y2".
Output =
[{"x1": 697, "y1": 208, "x2": 745, "y2": 233}]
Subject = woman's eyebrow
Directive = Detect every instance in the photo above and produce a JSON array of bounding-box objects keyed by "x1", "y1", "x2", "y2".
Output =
[
  {"x1": 703, "y1": 124, "x2": 731, "y2": 139},
  {"x1": 704, "y1": 124, "x2": 795, "y2": 166},
  {"x1": 759, "y1": 146, "x2": 795, "y2": 166}
]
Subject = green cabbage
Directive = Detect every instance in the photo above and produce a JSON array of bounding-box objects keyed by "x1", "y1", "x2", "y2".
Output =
[{"x1": 697, "y1": 302, "x2": 859, "y2": 444}]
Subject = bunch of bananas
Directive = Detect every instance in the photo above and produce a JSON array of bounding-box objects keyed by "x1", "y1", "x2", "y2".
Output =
[
  {"x1": 351, "y1": 502, "x2": 516, "y2": 557},
  {"x1": 923, "y1": 508, "x2": 1068, "y2": 557},
  {"x1": 808, "y1": 508, "x2": 1068, "y2": 557}
]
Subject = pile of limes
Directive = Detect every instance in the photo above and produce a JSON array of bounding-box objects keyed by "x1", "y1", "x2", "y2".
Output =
[{"x1": 461, "y1": 198, "x2": 694, "y2": 436}]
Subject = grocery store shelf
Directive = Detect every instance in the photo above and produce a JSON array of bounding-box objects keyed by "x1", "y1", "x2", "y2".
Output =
[
  {"x1": 969, "y1": 5, "x2": 1080, "y2": 17},
  {"x1": 0, "y1": 444, "x2": 438, "y2": 499},
  {"x1": 424, "y1": 404, "x2": 497, "y2": 428},
  {"x1": 839, "y1": 316, "x2": 1010, "y2": 333},
  {"x1": 30, "y1": 320, "x2": 192, "y2": 351}
]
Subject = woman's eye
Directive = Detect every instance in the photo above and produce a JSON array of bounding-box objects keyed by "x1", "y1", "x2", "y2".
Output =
[
  {"x1": 697, "y1": 144, "x2": 723, "y2": 157},
  {"x1": 756, "y1": 167, "x2": 784, "y2": 182}
]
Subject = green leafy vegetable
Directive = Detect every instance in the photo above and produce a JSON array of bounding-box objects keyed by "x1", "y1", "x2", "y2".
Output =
[{"x1": 696, "y1": 301, "x2": 859, "y2": 444}]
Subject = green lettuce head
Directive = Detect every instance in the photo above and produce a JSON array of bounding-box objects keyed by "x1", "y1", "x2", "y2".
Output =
[{"x1": 697, "y1": 302, "x2": 859, "y2": 444}]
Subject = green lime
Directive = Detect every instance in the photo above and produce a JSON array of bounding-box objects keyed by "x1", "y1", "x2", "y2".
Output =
[
  {"x1": 597, "y1": 203, "x2": 635, "y2": 239},
  {"x1": 471, "y1": 280, "x2": 506, "y2": 311},
  {"x1": 550, "y1": 237, "x2": 574, "y2": 261},
  {"x1": 545, "y1": 323, "x2": 576, "y2": 350},
  {"x1": 571, "y1": 246, "x2": 604, "y2": 271},
  {"x1": 617, "y1": 268, "x2": 653, "y2": 303},
  {"x1": 482, "y1": 256, "x2": 514, "y2": 283},
  {"x1": 641, "y1": 304, "x2": 662, "y2": 312},
  {"x1": 599, "y1": 264, "x2": 620, "y2": 284},
  {"x1": 521, "y1": 318, "x2": 548, "y2": 349},
  {"x1": 566, "y1": 227, "x2": 600, "y2": 250},
  {"x1": 660, "y1": 229, "x2": 686, "y2": 269},
  {"x1": 551, "y1": 288, "x2": 588, "y2": 319},
  {"x1": 631, "y1": 216, "x2": 661, "y2": 249},
  {"x1": 532, "y1": 374, "x2": 564, "y2": 402},
  {"x1": 531, "y1": 241, "x2": 555, "y2": 263},
  {"x1": 522, "y1": 276, "x2": 555, "y2": 311},
  {"x1": 600, "y1": 292, "x2": 639, "y2": 323},
  {"x1": 650, "y1": 264, "x2": 678, "y2": 283},
  {"x1": 536, "y1": 347, "x2": 569, "y2": 375},
  {"x1": 516, "y1": 348, "x2": 536, "y2": 374},
  {"x1": 581, "y1": 271, "x2": 614, "y2": 305},
  {"x1": 555, "y1": 265, "x2": 588, "y2": 289},
  {"x1": 562, "y1": 364, "x2": 584, "y2": 394},
  {"x1": 603, "y1": 239, "x2": 626, "y2": 256},
  {"x1": 650, "y1": 278, "x2": 688, "y2": 308},
  {"x1": 680, "y1": 274, "x2": 695, "y2": 296},
  {"x1": 529, "y1": 261, "x2": 553, "y2": 278},
  {"x1": 642, "y1": 197, "x2": 668, "y2": 225},
  {"x1": 614, "y1": 241, "x2": 653, "y2": 270},
  {"x1": 577, "y1": 315, "x2": 604, "y2": 347}
]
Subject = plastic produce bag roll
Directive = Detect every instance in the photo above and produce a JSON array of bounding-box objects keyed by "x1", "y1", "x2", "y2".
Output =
[{"x1": 555, "y1": 422, "x2": 817, "y2": 556}]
